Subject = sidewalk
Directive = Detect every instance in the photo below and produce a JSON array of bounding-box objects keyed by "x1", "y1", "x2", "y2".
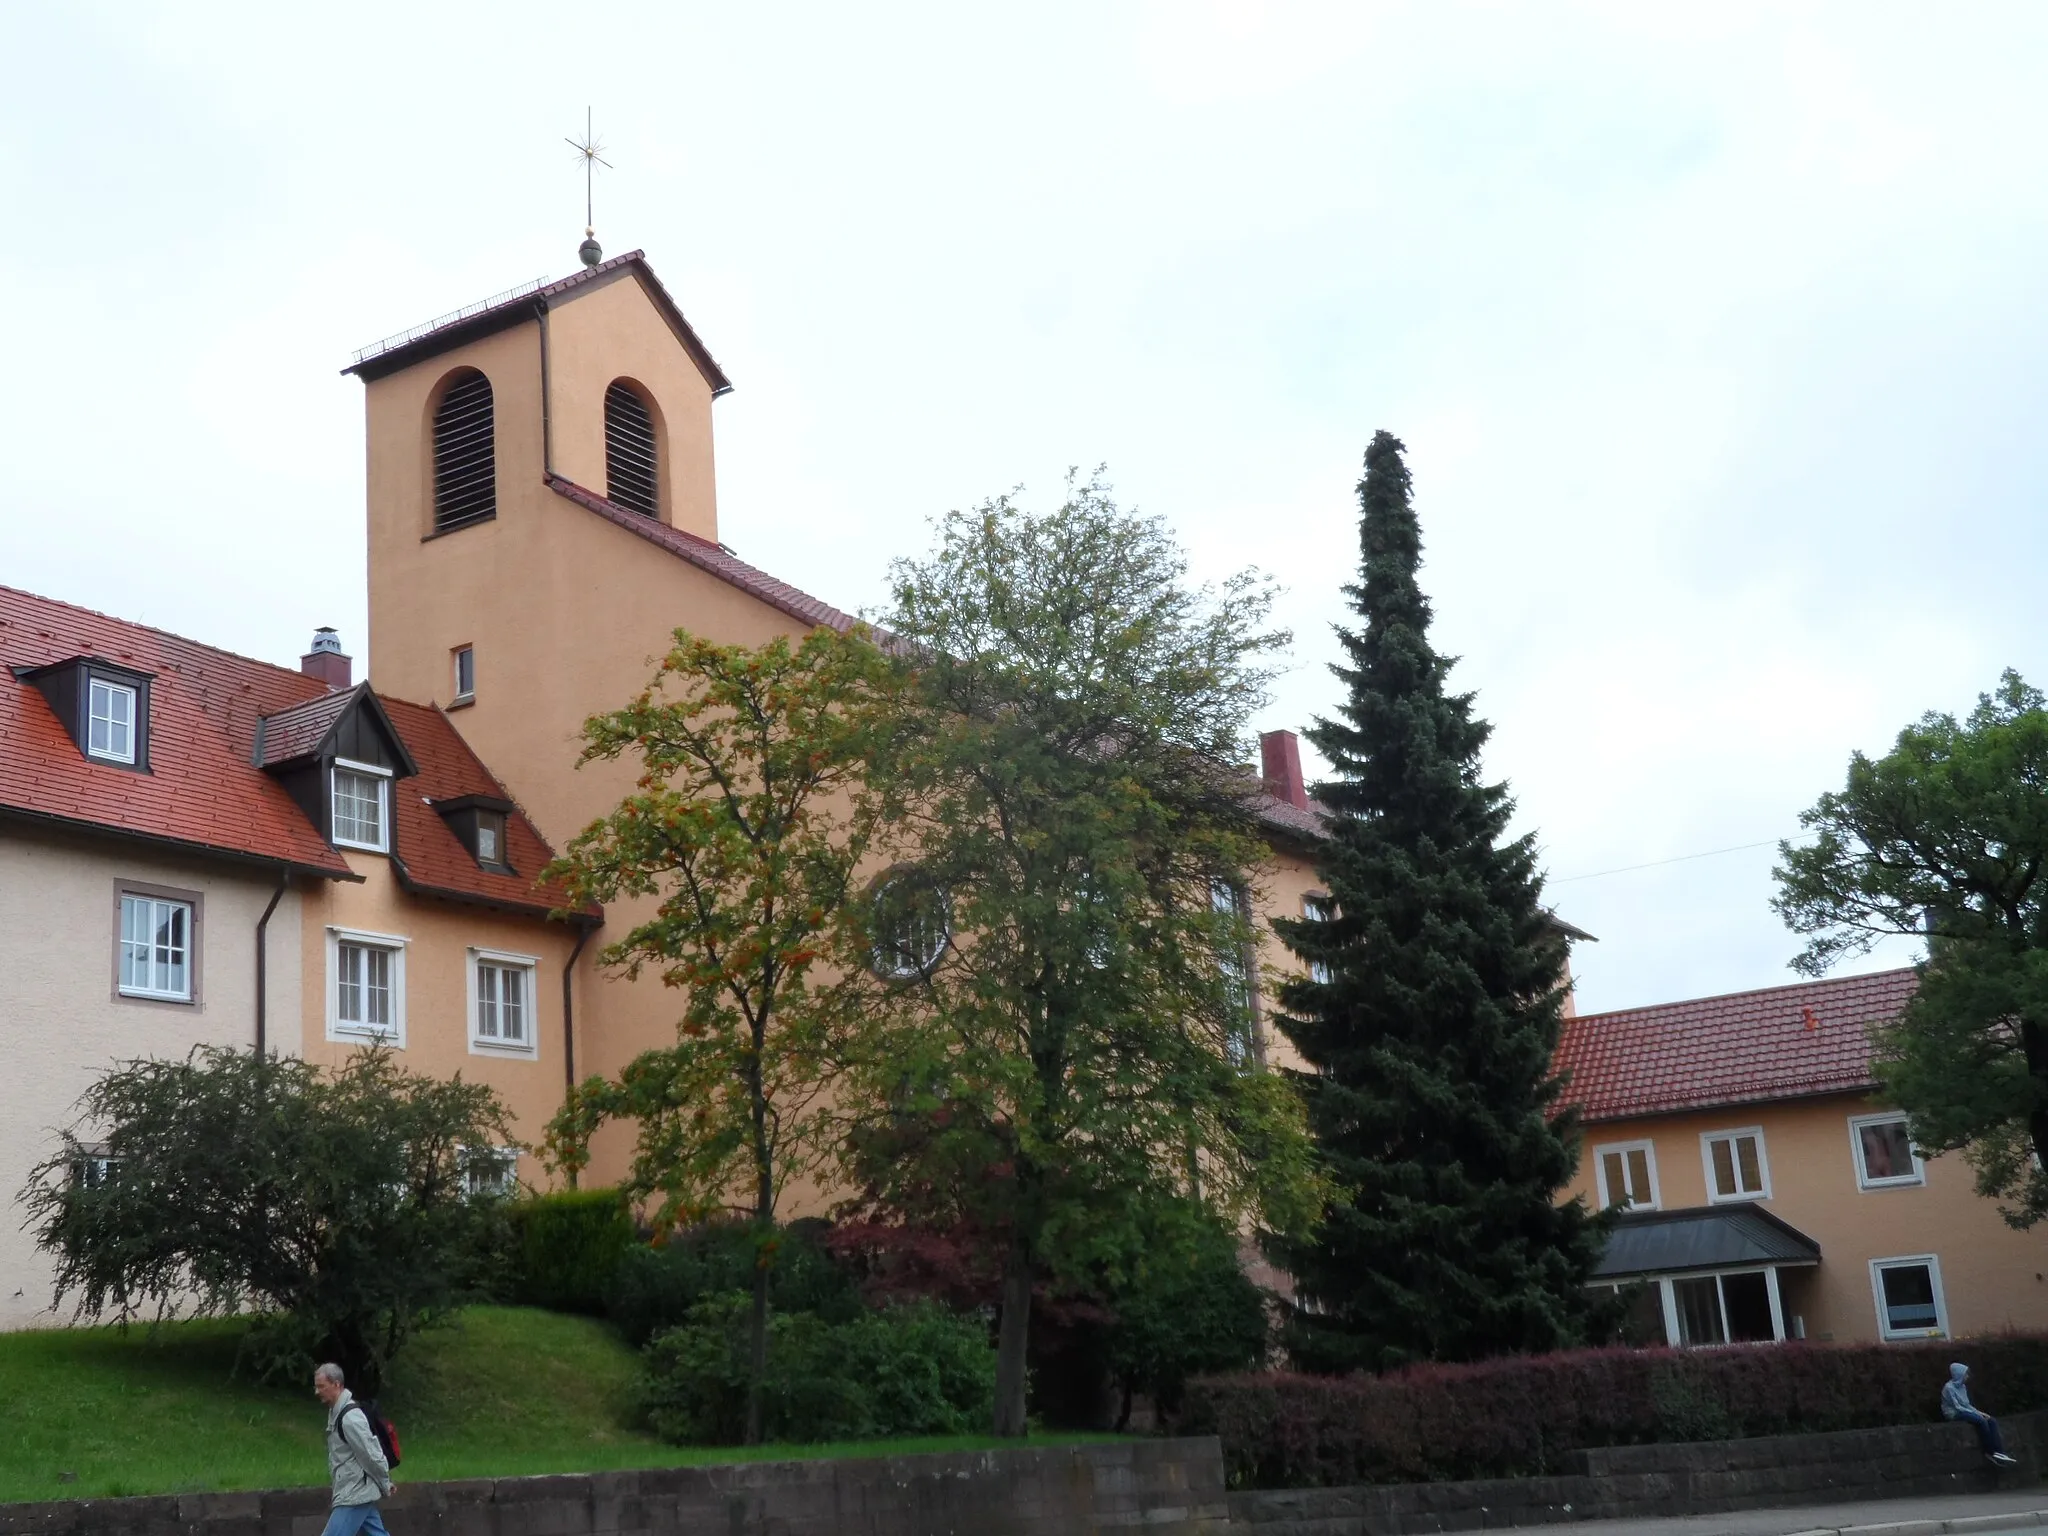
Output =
[{"x1": 1559, "y1": 1489, "x2": 2048, "y2": 1536}]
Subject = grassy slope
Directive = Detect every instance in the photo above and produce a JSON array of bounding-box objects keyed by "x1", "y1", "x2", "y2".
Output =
[{"x1": 0, "y1": 1307, "x2": 1111, "y2": 1504}]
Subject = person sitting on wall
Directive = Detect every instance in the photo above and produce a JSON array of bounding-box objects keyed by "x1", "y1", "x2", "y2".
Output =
[{"x1": 1942, "y1": 1362, "x2": 2019, "y2": 1466}]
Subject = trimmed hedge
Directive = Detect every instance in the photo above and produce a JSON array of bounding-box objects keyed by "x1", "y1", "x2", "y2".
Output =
[
  {"x1": 503, "y1": 1188, "x2": 634, "y2": 1314},
  {"x1": 1179, "y1": 1337, "x2": 2048, "y2": 1488}
]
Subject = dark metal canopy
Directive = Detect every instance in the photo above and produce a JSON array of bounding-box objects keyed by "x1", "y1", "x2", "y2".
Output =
[{"x1": 1592, "y1": 1204, "x2": 1822, "y2": 1281}]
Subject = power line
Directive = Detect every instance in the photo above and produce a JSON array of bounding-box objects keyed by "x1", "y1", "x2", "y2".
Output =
[{"x1": 1551, "y1": 836, "x2": 1804, "y2": 885}]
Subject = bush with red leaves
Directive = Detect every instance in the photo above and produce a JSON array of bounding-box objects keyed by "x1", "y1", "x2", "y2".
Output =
[{"x1": 1179, "y1": 1336, "x2": 2048, "y2": 1488}]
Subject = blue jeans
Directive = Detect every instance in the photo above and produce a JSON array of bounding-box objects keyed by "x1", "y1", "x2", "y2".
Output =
[
  {"x1": 321, "y1": 1504, "x2": 389, "y2": 1536},
  {"x1": 1957, "y1": 1408, "x2": 2006, "y2": 1458}
]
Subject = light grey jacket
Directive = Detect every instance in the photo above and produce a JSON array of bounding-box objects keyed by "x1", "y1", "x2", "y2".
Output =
[{"x1": 325, "y1": 1389, "x2": 394, "y2": 1508}]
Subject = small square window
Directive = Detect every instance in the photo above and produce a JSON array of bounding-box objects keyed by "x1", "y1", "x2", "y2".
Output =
[
  {"x1": 1702, "y1": 1128, "x2": 1770, "y2": 1202},
  {"x1": 462, "y1": 1146, "x2": 517, "y2": 1199},
  {"x1": 476, "y1": 810, "x2": 505, "y2": 867},
  {"x1": 453, "y1": 646, "x2": 475, "y2": 701},
  {"x1": 471, "y1": 949, "x2": 538, "y2": 1056},
  {"x1": 332, "y1": 762, "x2": 390, "y2": 851},
  {"x1": 1595, "y1": 1140, "x2": 1659, "y2": 1210},
  {"x1": 88, "y1": 678, "x2": 136, "y2": 764},
  {"x1": 330, "y1": 928, "x2": 406, "y2": 1043},
  {"x1": 71, "y1": 1149, "x2": 117, "y2": 1190},
  {"x1": 1850, "y1": 1113, "x2": 1924, "y2": 1189},
  {"x1": 1870, "y1": 1255, "x2": 1946, "y2": 1340},
  {"x1": 119, "y1": 893, "x2": 192, "y2": 1001}
]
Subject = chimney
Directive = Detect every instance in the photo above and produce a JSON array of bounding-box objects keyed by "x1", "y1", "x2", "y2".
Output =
[
  {"x1": 300, "y1": 628, "x2": 352, "y2": 692},
  {"x1": 1260, "y1": 729, "x2": 1309, "y2": 810}
]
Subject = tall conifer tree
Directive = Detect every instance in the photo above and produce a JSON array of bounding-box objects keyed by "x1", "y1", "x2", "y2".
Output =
[{"x1": 1269, "y1": 431, "x2": 1609, "y2": 1372}]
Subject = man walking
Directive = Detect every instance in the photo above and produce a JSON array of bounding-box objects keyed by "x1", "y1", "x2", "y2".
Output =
[
  {"x1": 1942, "y1": 1361, "x2": 2019, "y2": 1466},
  {"x1": 313, "y1": 1362, "x2": 396, "y2": 1534}
]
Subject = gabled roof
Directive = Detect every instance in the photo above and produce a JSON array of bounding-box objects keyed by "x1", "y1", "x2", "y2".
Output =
[
  {"x1": 1554, "y1": 966, "x2": 1920, "y2": 1123},
  {"x1": 377, "y1": 697, "x2": 595, "y2": 922},
  {"x1": 547, "y1": 475, "x2": 867, "y2": 633},
  {"x1": 253, "y1": 681, "x2": 419, "y2": 778},
  {"x1": 0, "y1": 587, "x2": 353, "y2": 877},
  {"x1": 343, "y1": 251, "x2": 733, "y2": 396},
  {"x1": 1592, "y1": 1204, "x2": 1823, "y2": 1280}
]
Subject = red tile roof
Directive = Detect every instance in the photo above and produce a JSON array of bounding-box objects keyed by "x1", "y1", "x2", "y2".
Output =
[
  {"x1": 1554, "y1": 967, "x2": 1920, "y2": 1123},
  {"x1": 0, "y1": 587, "x2": 355, "y2": 877},
  {"x1": 547, "y1": 475, "x2": 868, "y2": 634},
  {"x1": 378, "y1": 697, "x2": 594, "y2": 921},
  {"x1": 344, "y1": 251, "x2": 732, "y2": 396},
  {"x1": 255, "y1": 688, "x2": 356, "y2": 766}
]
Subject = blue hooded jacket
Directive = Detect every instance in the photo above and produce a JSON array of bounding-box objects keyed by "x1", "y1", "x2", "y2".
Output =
[{"x1": 1941, "y1": 1362, "x2": 1978, "y2": 1420}]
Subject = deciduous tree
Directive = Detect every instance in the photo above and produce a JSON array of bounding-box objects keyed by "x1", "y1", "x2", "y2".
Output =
[
  {"x1": 857, "y1": 472, "x2": 1317, "y2": 1436},
  {"x1": 1774, "y1": 669, "x2": 2048, "y2": 1227},
  {"x1": 542, "y1": 625, "x2": 899, "y2": 1443}
]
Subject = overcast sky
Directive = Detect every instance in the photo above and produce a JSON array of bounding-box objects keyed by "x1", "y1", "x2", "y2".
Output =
[{"x1": 7, "y1": 2, "x2": 2043, "y2": 1013}]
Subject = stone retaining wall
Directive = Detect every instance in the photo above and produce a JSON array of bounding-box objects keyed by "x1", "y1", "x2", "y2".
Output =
[
  {"x1": 1230, "y1": 1412, "x2": 2048, "y2": 1534},
  {"x1": 0, "y1": 1438, "x2": 1230, "y2": 1536}
]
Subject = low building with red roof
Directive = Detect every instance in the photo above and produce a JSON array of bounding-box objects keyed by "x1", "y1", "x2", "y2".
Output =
[
  {"x1": 1554, "y1": 967, "x2": 2045, "y2": 1350},
  {"x1": 0, "y1": 587, "x2": 594, "y2": 1328}
]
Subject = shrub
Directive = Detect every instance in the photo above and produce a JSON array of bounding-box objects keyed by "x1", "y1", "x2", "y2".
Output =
[
  {"x1": 1105, "y1": 1209, "x2": 1269, "y2": 1424},
  {"x1": 638, "y1": 1293, "x2": 996, "y2": 1444},
  {"x1": 504, "y1": 1189, "x2": 634, "y2": 1314},
  {"x1": 1179, "y1": 1335, "x2": 2048, "y2": 1489},
  {"x1": 608, "y1": 1218, "x2": 859, "y2": 1346}
]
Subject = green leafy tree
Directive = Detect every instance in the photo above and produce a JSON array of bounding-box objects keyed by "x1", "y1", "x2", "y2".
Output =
[
  {"x1": 1102, "y1": 1198, "x2": 1269, "y2": 1429},
  {"x1": 858, "y1": 471, "x2": 1318, "y2": 1435},
  {"x1": 22, "y1": 1045, "x2": 512, "y2": 1394},
  {"x1": 1267, "y1": 430, "x2": 1610, "y2": 1373},
  {"x1": 1773, "y1": 670, "x2": 2048, "y2": 1227},
  {"x1": 542, "y1": 625, "x2": 900, "y2": 1444}
]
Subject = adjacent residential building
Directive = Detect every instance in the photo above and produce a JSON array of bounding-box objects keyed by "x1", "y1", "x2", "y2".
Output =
[
  {"x1": 1556, "y1": 967, "x2": 2047, "y2": 1347},
  {"x1": 0, "y1": 588, "x2": 586, "y2": 1328}
]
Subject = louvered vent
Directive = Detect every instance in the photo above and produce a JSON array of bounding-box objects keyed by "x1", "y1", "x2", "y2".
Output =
[
  {"x1": 605, "y1": 382, "x2": 659, "y2": 517},
  {"x1": 433, "y1": 371, "x2": 496, "y2": 532}
]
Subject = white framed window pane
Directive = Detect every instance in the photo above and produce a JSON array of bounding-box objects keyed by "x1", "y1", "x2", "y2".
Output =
[
  {"x1": 1601, "y1": 1151, "x2": 1626, "y2": 1205},
  {"x1": 1711, "y1": 1138, "x2": 1737, "y2": 1197},
  {"x1": 455, "y1": 647, "x2": 475, "y2": 697},
  {"x1": 478, "y1": 965, "x2": 500, "y2": 1037},
  {"x1": 338, "y1": 943, "x2": 364, "y2": 1022},
  {"x1": 333, "y1": 769, "x2": 385, "y2": 847},
  {"x1": 1735, "y1": 1136, "x2": 1763, "y2": 1193},
  {"x1": 1860, "y1": 1120, "x2": 1915, "y2": 1182},
  {"x1": 477, "y1": 816, "x2": 500, "y2": 864},
  {"x1": 1626, "y1": 1149, "x2": 1651, "y2": 1203},
  {"x1": 89, "y1": 680, "x2": 136, "y2": 762},
  {"x1": 1673, "y1": 1276, "x2": 1726, "y2": 1346},
  {"x1": 1879, "y1": 1264, "x2": 1939, "y2": 1331},
  {"x1": 120, "y1": 895, "x2": 190, "y2": 999},
  {"x1": 501, "y1": 967, "x2": 524, "y2": 1041},
  {"x1": 366, "y1": 947, "x2": 392, "y2": 1027}
]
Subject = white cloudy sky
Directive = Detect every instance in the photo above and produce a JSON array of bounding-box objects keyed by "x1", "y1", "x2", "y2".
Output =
[{"x1": 6, "y1": 2, "x2": 2044, "y2": 1012}]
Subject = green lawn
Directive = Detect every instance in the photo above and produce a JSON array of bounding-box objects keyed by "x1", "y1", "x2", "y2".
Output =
[{"x1": 0, "y1": 1306, "x2": 1114, "y2": 1504}]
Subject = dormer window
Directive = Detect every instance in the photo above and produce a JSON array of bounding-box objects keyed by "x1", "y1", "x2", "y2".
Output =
[
  {"x1": 332, "y1": 761, "x2": 392, "y2": 852},
  {"x1": 16, "y1": 656, "x2": 154, "y2": 772},
  {"x1": 88, "y1": 677, "x2": 137, "y2": 763},
  {"x1": 475, "y1": 810, "x2": 504, "y2": 866},
  {"x1": 605, "y1": 380, "x2": 659, "y2": 517}
]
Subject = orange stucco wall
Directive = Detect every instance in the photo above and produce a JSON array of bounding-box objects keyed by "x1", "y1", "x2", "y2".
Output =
[
  {"x1": 297, "y1": 849, "x2": 582, "y2": 1191},
  {"x1": 1563, "y1": 1093, "x2": 2048, "y2": 1343},
  {"x1": 360, "y1": 269, "x2": 1333, "y2": 1202}
]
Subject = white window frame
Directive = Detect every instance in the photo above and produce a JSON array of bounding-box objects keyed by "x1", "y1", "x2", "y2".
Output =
[
  {"x1": 118, "y1": 892, "x2": 194, "y2": 1002},
  {"x1": 331, "y1": 759, "x2": 393, "y2": 853},
  {"x1": 460, "y1": 1145, "x2": 518, "y2": 1199},
  {"x1": 475, "y1": 810, "x2": 506, "y2": 867},
  {"x1": 453, "y1": 645, "x2": 475, "y2": 702},
  {"x1": 1869, "y1": 1253, "x2": 1948, "y2": 1341},
  {"x1": 1848, "y1": 1111, "x2": 1926, "y2": 1190},
  {"x1": 1303, "y1": 895, "x2": 1335, "y2": 985},
  {"x1": 1657, "y1": 1265, "x2": 1788, "y2": 1347},
  {"x1": 1593, "y1": 1139, "x2": 1661, "y2": 1211},
  {"x1": 469, "y1": 947, "x2": 539, "y2": 1057},
  {"x1": 87, "y1": 677, "x2": 137, "y2": 764},
  {"x1": 1700, "y1": 1125, "x2": 1771, "y2": 1203},
  {"x1": 327, "y1": 926, "x2": 408, "y2": 1045}
]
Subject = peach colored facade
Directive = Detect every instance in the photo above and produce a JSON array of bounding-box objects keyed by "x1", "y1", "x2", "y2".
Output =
[
  {"x1": 356, "y1": 259, "x2": 1324, "y2": 1196},
  {"x1": 294, "y1": 847, "x2": 581, "y2": 1196},
  {"x1": 1565, "y1": 1095, "x2": 2048, "y2": 1346}
]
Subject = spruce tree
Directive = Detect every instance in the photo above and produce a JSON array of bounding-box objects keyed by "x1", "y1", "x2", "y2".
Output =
[{"x1": 1269, "y1": 430, "x2": 1610, "y2": 1372}]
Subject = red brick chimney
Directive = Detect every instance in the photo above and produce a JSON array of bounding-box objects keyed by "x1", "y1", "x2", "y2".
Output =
[
  {"x1": 1260, "y1": 729, "x2": 1309, "y2": 810},
  {"x1": 300, "y1": 628, "x2": 352, "y2": 691}
]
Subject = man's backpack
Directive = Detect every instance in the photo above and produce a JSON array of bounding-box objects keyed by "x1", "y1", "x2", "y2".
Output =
[{"x1": 342, "y1": 1399, "x2": 403, "y2": 1471}]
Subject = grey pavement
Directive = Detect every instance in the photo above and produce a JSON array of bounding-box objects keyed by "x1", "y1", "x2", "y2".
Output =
[{"x1": 1548, "y1": 1489, "x2": 2048, "y2": 1536}]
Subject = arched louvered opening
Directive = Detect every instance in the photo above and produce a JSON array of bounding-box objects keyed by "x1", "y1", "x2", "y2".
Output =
[
  {"x1": 605, "y1": 381, "x2": 660, "y2": 517},
  {"x1": 432, "y1": 370, "x2": 497, "y2": 532}
]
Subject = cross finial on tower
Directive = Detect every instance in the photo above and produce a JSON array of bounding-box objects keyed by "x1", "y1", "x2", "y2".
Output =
[{"x1": 566, "y1": 107, "x2": 612, "y2": 268}]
